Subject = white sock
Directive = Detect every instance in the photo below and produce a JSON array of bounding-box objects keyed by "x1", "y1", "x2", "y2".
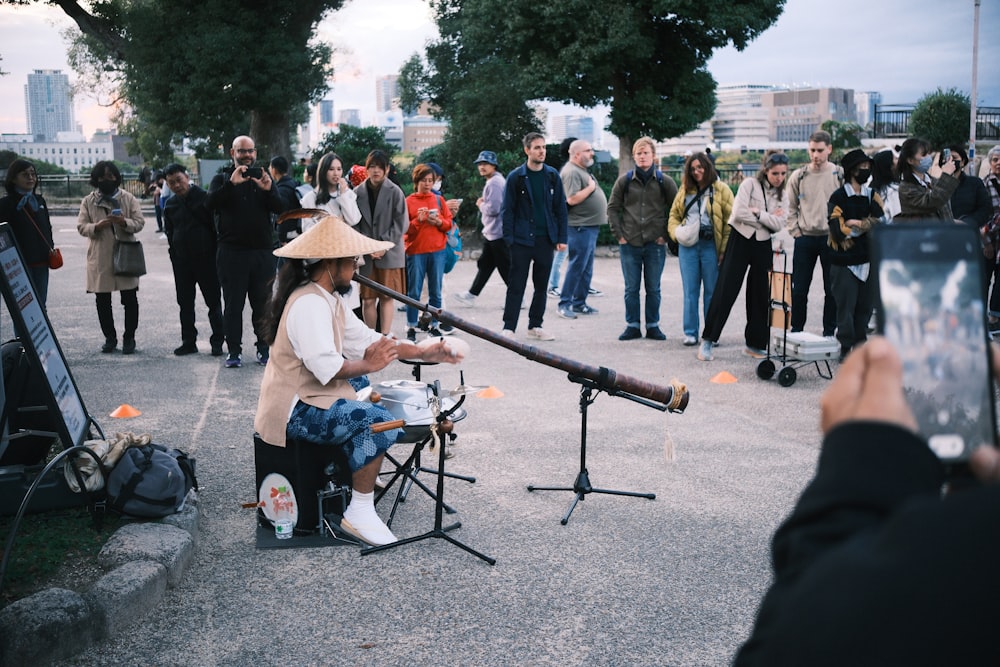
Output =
[{"x1": 347, "y1": 490, "x2": 374, "y2": 514}]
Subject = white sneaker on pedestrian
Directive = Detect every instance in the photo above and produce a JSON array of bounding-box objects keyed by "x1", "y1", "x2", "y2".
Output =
[
  {"x1": 697, "y1": 340, "x2": 714, "y2": 361},
  {"x1": 501, "y1": 329, "x2": 515, "y2": 338},
  {"x1": 527, "y1": 327, "x2": 555, "y2": 341},
  {"x1": 453, "y1": 291, "x2": 476, "y2": 307}
]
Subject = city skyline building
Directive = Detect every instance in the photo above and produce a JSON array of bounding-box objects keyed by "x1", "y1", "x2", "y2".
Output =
[
  {"x1": 375, "y1": 75, "x2": 400, "y2": 113},
  {"x1": 24, "y1": 69, "x2": 76, "y2": 142}
]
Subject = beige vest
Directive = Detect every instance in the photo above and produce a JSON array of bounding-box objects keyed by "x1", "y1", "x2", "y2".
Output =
[{"x1": 254, "y1": 283, "x2": 357, "y2": 446}]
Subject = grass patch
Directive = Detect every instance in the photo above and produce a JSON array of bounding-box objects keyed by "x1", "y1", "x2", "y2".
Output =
[{"x1": 0, "y1": 507, "x2": 124, "y2": 606}]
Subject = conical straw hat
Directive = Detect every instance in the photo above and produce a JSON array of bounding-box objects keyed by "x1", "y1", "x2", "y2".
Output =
[{"x1": 274, "y1": 213, "x2": 395, "y2": 259}]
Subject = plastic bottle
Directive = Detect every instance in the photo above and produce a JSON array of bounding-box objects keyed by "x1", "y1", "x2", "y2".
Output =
[{"x1": 272, "y1": 486, "x2": 295, "y2": 539}]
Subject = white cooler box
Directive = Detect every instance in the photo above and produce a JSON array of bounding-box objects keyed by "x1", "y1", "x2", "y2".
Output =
[{"x1": 771, "y1": 331, "x2": 839, "y2": 361}]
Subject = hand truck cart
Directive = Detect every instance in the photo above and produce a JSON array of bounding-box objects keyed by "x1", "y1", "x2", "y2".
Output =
[{"x1": 756, "y1": 250, "x2": 837, "y2": 387}]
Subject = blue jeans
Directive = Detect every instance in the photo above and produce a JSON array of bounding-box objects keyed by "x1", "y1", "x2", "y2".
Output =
[
  {"x1": 548, "y1": 248, "x2": 567, "y2": 291},
  {"x1": 619, "y1": 242, "x2": 666, "y2": 329},
  {"x1": 678, "y1": 237, "x2": 719, "y2": 338},
  {"x1": 558, "y1": 226, "x2": 599, "y2": 310},
  {"x1": 406, "y1": 249, "x2": 445, "y2": 328}
]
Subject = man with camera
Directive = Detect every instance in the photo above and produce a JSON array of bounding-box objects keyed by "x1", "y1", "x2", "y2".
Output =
[{"x1": 206, "y1": 135, "x2": 288, "y2": 369}]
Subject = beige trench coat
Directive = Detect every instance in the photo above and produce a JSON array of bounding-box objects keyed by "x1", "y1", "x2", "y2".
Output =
[{"x1": 77, "y1": 190, "x2": 145, "y2": 293}]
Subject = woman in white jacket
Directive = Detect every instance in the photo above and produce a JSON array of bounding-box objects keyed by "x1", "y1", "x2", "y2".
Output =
[
  {"x1": 300, "y1": 152, "x2": 361, "y2": 233},
  {"x1": 700, "y1": 150, "x2": 789, "y2": 358}
]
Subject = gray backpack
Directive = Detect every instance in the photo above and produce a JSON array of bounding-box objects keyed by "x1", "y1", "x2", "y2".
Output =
[{"x1": 106, "y1": 444, "x2": 198, "y2": 517}]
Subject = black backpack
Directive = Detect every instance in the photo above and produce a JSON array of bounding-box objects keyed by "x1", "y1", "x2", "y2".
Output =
[
  {"x1": 106, "y1": 443, "x2": 198, "y2": 518},
  {"x1": 622, "y1": 169, "x2": 679, "y2": 256}
]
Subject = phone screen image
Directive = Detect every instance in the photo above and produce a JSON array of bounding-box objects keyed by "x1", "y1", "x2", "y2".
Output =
[{"x1": 874, "y1": 224, "x2": 997, "y2": 463}]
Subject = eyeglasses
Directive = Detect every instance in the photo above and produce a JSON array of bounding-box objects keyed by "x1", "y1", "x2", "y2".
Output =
[
  {"x1": 767, "y1": 154, "x2": 789, "y2": 165},
  {"x1": 235, "y1": 148, "x2": 256, "y2": 155}
]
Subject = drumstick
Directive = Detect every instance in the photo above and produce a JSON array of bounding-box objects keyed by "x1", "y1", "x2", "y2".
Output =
[{"x1": 370, "y1": 419, "x2": 405, "y2": 433}]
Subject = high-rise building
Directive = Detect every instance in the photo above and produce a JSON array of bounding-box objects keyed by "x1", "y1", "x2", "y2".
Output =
[
  {"x1": 319, "y1": 99, "x2": 335, "y2": 127},
  {"x1": 763, "y1": 87, "x2": 856, "y2": 143},
  {"x1": 338, "y1": 109, "x2": 361, "y2": 127},
  {"x1": 376, "y1": 75, "x2": 400, "y2": 113},
  {"x1": 24, "y1": 69, "x2": 76, "y2": 142},
  {"x1": 854, "y1": 91, "x2": 882, "y2": 129},
  {"x1": 550, "y1": 114, "x2": 595, "y2": 144}
]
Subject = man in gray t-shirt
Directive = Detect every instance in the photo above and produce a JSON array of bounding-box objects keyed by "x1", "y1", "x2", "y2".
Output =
[{"x1": 557, "y1": 140, "x2": 607, "y2": 318}]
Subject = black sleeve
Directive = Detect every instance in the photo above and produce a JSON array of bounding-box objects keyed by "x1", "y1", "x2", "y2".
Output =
[{"x1": 736, "y1": 422, "x2": 1000, "y2": 666}]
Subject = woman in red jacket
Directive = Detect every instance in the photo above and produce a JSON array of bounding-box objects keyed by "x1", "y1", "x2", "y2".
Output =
[{"x1": 404, "y1": 163, "x2": 452, "y2": 340}]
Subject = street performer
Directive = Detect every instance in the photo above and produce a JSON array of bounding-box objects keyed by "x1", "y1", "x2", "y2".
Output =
[{"x1": 254, "y1": 214, "x2": 463, "y2": 546}]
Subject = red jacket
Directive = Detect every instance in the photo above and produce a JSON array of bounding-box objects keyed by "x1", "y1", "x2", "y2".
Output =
[{"x1": 404, "y1": 192, "x2": 452, "y2": 255}]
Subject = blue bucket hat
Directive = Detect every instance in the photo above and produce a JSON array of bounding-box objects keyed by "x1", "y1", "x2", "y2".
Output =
[
  {"x1": 426, "y1": 162, "x2": 444, "y2": 176},
  {"x1": 474, "y1": 150, "x2": 498, "y2": 166}
]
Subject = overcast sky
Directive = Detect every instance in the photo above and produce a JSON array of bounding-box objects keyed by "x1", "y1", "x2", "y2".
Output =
[{"x1": 0, "y1": 0, "x2": 995, "y2": 137}]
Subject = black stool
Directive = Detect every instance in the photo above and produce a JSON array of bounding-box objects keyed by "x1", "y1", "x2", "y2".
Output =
[{"x1": 253, "y1": 433, "x2": 352, "y2": 536}]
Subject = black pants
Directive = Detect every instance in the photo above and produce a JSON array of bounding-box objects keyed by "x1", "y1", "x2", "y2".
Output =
[
  {"x1": 172, "y1": 250, "x2": 224, "y2": 346},
  {"x1": 469, "y1": 237, "x2": 511, "y2": 295},
  {"x1": 830, "y1": 264, "x2": 875, "y2": 354},
  {"x1": 503, "y1": 238, "x2": 555, "y2": 331},
  {"x1": 791, "y1": 234, "x2": 836, "y2": 336},
  {"x1": 702, "y1": 232, "x2": 771, "y2": 349},
  {"x1": 217, "y1": 245, "x2": 275, "y2": 355},
  {"x1": 96, "y1": 289, "x2": 138, "y2": 342}
]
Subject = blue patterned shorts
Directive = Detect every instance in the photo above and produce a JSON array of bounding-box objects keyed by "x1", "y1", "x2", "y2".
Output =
[{"x1": 285, "y1": 379, "x2": 401, "y2": 472}]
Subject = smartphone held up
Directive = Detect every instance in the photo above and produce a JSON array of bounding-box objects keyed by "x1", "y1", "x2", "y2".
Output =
[{"x1": 872, "y1": 222, "x2": 998, "y2": 466}]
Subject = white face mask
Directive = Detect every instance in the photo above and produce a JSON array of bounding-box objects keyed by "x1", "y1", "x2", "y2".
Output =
[{"x1": 432, "y1": 179, "x2": 442, "y2": 192}]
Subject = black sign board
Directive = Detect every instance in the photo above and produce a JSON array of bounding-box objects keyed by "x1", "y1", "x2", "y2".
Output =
[{"x1": 0, "y1": 222, "x2": 90, "y2": 455}]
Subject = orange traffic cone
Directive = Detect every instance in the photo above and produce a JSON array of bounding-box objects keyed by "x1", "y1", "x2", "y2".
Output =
[
  {"x1": 476, "y1": 386, "x2": 504, "y2": 399},
  {"x1": 710, "y1": 371, "x2": 738, "y2": 384},
  {"x1": 110, "y1": 404, "x2": 141, "y2": 418}
]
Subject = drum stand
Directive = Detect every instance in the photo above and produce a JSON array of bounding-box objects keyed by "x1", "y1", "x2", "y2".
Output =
[
  {"x1": 528, "y1": 375, "x2": 658, "y2": 525},
  {"x1": 363, "y1": 382, "x2": 495, "y2": 565}
]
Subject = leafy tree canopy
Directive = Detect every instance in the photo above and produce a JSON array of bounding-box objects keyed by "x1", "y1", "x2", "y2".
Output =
[
  {"x1": 821, "y1": 119, "x2": 864, "y2": 150},
  {"x1": 0, "y1": 149, "x2": 67, "y2": 175},
  {"x1": 910, "y1": 88, "x2": 972, "y2": 151},
  {"x1": 311, "y1": 125, "x2": 397, "y2": 172},
  {"x1": 410, "y1": 0, "x2": 784, "y2": 169},
  {"x1": 9, "y1": 0, "x2": 344, "y2": 163}
]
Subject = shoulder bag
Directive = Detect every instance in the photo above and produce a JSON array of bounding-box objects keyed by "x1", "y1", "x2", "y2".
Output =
[{"x1": 111, "y1": 224, "x2": 146, "y2": 277}]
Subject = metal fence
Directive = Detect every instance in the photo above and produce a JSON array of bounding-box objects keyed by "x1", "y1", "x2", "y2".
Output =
[
  {"x1": 874, "y1": 104, "x2": 1000, "y2": 141},
  {"x1": 35, "y1": 175, "x2": 148, "y2": 200}
]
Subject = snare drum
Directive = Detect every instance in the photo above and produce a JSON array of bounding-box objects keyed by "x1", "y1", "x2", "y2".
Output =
[{"x1": 373, "y1": 380, "x2": 466, "y2": 426}]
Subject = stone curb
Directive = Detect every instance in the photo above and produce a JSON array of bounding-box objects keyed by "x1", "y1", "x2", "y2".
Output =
[{"x1": 0, "y1": 494, "x2": 200, "y2": 667}]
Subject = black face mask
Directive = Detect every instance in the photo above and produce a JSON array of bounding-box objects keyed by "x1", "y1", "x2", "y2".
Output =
[
  {"x1": 97, "y1": 181, "x2": 118, "y2": 196},
  {"x1": 855, "y1": 169, "x2": 871, "y2": 184}
]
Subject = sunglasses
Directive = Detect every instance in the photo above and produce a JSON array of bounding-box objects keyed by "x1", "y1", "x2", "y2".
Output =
[{"x1": 767, "y1": 154, "x2": 789, "y2": 165}]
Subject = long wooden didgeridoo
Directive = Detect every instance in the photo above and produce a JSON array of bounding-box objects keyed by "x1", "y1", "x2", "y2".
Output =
[{"x1": 353, "y1": 273, "x2": 689, "y2": 413}]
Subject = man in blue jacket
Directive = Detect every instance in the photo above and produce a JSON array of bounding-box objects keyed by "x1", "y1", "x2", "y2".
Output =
[{"x1": 501, "y1": 132, "x2": 568, "y2": 341}]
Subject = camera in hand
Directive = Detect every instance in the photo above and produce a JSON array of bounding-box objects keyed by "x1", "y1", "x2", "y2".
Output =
[{"x1": 245, "y1": 167, "x2": 264, "y2": 180}]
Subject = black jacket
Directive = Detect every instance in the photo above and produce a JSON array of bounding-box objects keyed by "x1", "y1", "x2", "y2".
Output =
[
  {"x1": 735, "y1": 422, "x2": 1000, "y2": 666},
  {"x1": 163, "y1": 185, "x2": 216, "y2": 259},
  {"x1": 950, "y1": 172, "x2": 992, "y2": 227},
  {"x1": 0, "y1": 192, "x2": 52, "y2": 267},
  {"x1": 206, "y1": 168, "x2": 286, "y2": 249}
]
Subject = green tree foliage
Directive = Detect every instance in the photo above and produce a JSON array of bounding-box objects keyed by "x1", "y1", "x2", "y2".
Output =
[
  {"x1": 0, "y1": 149, "x2": 68, "y2": 175},
  {"x1": 412, "y1": 0, "x2": 784, "y2": 172},
  {"x1": 311, "y1": 125, "x2": 397, "y2": 172},
  {"x1": 821, "y1": 119, "x2": 864, "y2": 150},
  {"x1": 910, "y1": 88, "x2": 972, "y2": 151},
  {"x1": 11, "y1": 0, "x2": 342, "y2": 163}
]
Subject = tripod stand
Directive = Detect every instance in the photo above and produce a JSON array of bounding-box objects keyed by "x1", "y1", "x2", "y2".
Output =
[
  {"x1": 528, "y1": 375, "x2": 658, "y2": 525},
  {"x1": 362, "y1": 382, "x2": 495, "y2": 565}
]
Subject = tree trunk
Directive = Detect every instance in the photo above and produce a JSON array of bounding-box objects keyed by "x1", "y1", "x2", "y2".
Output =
[
  {"x1": 250, "y1": 110, "x2": 292, "y2": 163},
  {"x1": 618, "y1": 134, "x2": 635, "y2": 176}
]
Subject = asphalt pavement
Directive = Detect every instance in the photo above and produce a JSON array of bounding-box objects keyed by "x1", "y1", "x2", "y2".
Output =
[{"x1": 25, "y1": 214, "x2": 837, "y2": 666}]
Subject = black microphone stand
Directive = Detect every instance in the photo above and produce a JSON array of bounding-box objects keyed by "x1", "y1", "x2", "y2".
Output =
[
  {"x1": 528, "y1": 373, "x2": 666, "y2": 525},
  {"x1": 362, "y1": 380, "x2": 495, "y2": 565}
]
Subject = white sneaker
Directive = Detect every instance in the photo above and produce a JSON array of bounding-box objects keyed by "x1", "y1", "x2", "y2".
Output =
[
  {"x1": 501, "y1": 329, "x2": 515, "y2": 338},
  {"x1": 697, "y1": 340, "x2": 714, "y2": 361},
  {"x1": 527, "y1": 327, "x2": 555, "y2": 341},
  {"x1": 453, "y1": 291, "x2": 476, "y2": 307},
  {"x1": 341, "y1": 505, "x2": 397, "y2": 546}
]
